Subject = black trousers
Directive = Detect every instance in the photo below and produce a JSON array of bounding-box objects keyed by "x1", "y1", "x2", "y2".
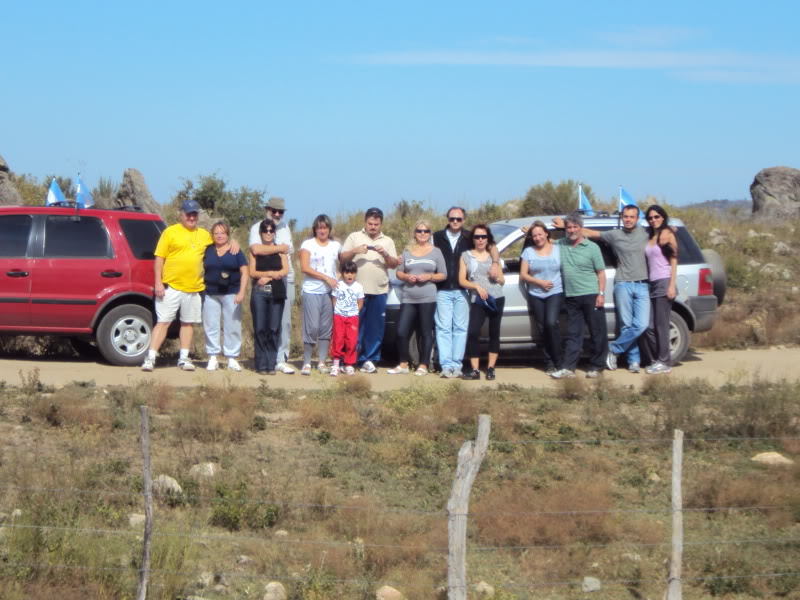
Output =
[
  {"x1": 643, "y1": 295, "x2": 673, "y2": 365},
  {"x1": 396, "y1": 302, "x2": 436, "y2": 365},
  {"x1": 465, "y1": 296, "x2": 506, "y2": 358},
  {"x1": 562, "y1": 294, "x2": 608, "y2": 371},
  {"x1": 527, "y1": 293, "x2": 564, "y2": 370},
  {"x1": 251, "y1": 289, "x2": 284, "y2": 372}
]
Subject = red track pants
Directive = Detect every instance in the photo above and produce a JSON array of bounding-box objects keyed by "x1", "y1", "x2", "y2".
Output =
[{"x1": 330, "y1": 314, "x2": 359, "y2": 365}]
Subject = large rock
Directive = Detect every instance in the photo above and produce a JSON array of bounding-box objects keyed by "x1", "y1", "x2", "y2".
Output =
[
  {"x1": 751, "y1": 166, "x2": 800, "y2": 220},
  {"x1": 0, "y1": 154, "x2": 23, "y2": 206},
  {"x1": 375, "y1": 586, "x2": 405, "y2": 600},
  {"x1": 751, "y1": 452, "x2": 794, "y2": 466},
  {"x1": 102, "y1": 168, "x2": 162, "y2": 215},
  {"x1": 153, "y1": 474, "x2": 183, "y2": 498},
  {"x1": 263, "y1": 581, "x2": 288, "y2": 600}
]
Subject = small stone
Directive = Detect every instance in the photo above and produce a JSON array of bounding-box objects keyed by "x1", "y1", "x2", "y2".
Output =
[
  {"x1": 647, "y1": 471, "x2": 661, "y2": 483},
  {"x1": 128, "y1": 513, "x2": 146, "y2": 528},
  {"x1": 263, "y1": 581, "x2": 288, "y2": 600},
  {"x1": 189, "y1": 463, "x2": 218, "y2": 478},
  {"x1": 747, "y1": 259, "x2": 761, "y2": 269},
  {"x1": 197, "y1": 571, "x2": 214, "y2": 588},
  {"x1": 274, "y1": 529, "x2": 289, "y2": 537},
  {"x1": 153, "y1": 474, "x2": 183, "y2": 497},
  {"x1": 582, "y1": 576, "x2": 602, "y2": 592},
  {"x1": 474, "y1": 581, "x2": 495, "y2": 597},
  {"x1": 237, "y1": 555, "x2": 253, "y2": 565},
  {"x1": 773, "y1": 241, "x2": 794, "y2": 256},
  {"x1": 622, "y1": 553, "x2": 641, "y2": 562},
  {"x1": 11, "y1": 509, "x2": 22, "y2": 519},
  {"x1": 376, "y1": 585, "x2": 405, "y2": 600},
  {"x1": 792, "y1": 287, "x2": 800, "y2": 294},
  {"x1": 751, "y1": 452, "x2": 794, "y2": 466}
]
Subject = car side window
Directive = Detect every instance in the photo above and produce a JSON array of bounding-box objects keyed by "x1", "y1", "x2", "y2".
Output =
[
  {"x1": 44, "y1": 216, "x2": 112, "y2": 258},
  {"x1": 0, "y1": 215, "x2": 33, "y2": 257},
  {"x1": 120, "y1": 219, "x2": 164, "y2": 260}
]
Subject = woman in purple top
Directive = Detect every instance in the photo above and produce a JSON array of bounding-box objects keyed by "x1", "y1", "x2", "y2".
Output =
[{"x1": 642, "y1": 205, "x2": 678, "y2": 374}]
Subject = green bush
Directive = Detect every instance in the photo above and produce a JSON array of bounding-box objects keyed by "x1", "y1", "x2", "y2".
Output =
[{"x1": 209, "y1": 482, "x2": 280, "y2": 531}]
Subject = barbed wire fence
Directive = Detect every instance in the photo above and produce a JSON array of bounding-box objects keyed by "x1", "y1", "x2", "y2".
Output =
[{"x1": 0, "y1": 408, "x2": 798, "y2": 599}]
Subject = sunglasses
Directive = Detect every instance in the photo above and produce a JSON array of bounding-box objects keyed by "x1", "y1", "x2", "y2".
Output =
[
  {"x1": 269, "y1": 209, "x2": 285, "y2": 216},
  {"x1": 415, "y1": 229, "x2": 431, "y2": 234},
  {"x1": 261, "y1": 229, "x2": 276, "y2": 234},
  {"x1": 448, "y1": 217, "x2": 464, "y2": 222},
  {"x1": 646, "y1": 215, "x2": 663, "y2": 221},
  {"x1": 473, "y1": 234, "x2": 488, "y2": 240}
]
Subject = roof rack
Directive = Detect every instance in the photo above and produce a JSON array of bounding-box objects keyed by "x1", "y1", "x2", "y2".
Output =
[{"x1": 114, "y1": 205, "x2": 143, "y2": 212}]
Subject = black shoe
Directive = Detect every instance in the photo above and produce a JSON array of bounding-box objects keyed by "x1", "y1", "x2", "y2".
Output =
[
  {"x1": 461, "y1": 369, "x2": 480, "y2": 380},
  {"x1": 485, "y1": 367, "x2": 496, "y2": 380}
]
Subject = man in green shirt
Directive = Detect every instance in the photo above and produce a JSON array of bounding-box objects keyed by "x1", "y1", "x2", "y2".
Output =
[{"x1": 551, "y1": 212, "x2": 608, "y2": 379}]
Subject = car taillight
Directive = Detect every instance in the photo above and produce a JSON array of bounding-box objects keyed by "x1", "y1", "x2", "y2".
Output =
[{"x1": 698, "y1": 268, "x2": 714, "y2": 296}]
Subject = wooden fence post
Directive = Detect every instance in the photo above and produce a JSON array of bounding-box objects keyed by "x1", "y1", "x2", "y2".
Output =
[
  {"x1": 137, "y1": 406, "x2": 154, "y2": 600},
  {"x1": 447, "y1": 414, "x2": 491, "y2": 600},
  {"x1": 667, "y1": 429, "x2": 684, "y2": 600}
]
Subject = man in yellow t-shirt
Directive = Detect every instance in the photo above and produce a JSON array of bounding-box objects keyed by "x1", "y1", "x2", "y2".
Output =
[{"x1": 142, "y1": 199, "x2": 215, "y2": 372}]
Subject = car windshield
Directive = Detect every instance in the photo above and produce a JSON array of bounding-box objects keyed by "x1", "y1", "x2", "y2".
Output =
[{"x1": 490, "y1": 224, "x2": 520, "y2": 248}]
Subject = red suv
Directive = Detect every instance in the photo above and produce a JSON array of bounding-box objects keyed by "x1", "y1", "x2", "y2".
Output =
[{"x1": 0, "y1": 205, "x2": 165, "y2": 365}]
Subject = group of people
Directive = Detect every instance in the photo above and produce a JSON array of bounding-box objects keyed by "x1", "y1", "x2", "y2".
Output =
[
  {"x1": 141, "y1": 196, "x2": 676, "y2": 379},
  {"x1": 521, "y1": 205, "x2": 677, "y2": 378}
]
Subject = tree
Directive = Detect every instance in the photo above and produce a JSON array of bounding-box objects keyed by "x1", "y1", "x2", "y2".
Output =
[
  {"x1": 519, "y1": 179, "x2": 597, "y2": 216},
  {"x1": 173, "y1": 173, "x2": 266, "y2": 229},
  {"x1": 92, "y1": 177, "x2": 119, "y2": 205}
]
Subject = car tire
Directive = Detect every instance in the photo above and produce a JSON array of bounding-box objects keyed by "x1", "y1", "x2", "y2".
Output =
[
  {"x1": 701, "y1": 249, "x2": 727, "y2": 305},
  {"x1": 669, "y1": 311, "x2": 690, "y2": 365},
  {"x1": 96, "y1": 304, "x2": 153, "y2": 366}
]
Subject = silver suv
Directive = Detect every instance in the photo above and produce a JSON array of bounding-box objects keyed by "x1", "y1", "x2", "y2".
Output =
[{"x1": 383, "y1": 215, "x2": 725, "y2": 365}]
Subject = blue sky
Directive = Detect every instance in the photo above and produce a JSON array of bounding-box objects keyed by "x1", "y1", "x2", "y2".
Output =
[{"x1": 2, "y1": 1, "x2": 798, "y2": 227}]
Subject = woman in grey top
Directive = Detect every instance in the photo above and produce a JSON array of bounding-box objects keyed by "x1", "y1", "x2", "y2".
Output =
[
  {"x1": 388, "y1": 220, "x2": 447, "y2": 376},
  {"x1": 459, "y1": 224, "x2": 505, "y2": 380}
]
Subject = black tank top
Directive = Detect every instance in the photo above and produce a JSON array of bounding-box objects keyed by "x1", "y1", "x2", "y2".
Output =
[{"x1": 253, "y1": 253, "x2": 287, "y2": 300}]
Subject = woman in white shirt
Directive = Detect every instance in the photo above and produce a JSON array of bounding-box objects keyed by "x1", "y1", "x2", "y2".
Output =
[{"x1": 298, "y1": 214, "x2": 341, "y2": 375}]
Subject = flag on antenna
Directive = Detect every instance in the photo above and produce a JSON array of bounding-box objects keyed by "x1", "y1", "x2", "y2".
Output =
[
  {"x1": 45, "y1": 179, "x2": 67, "y2": 205},
  {"x1": 578, "y1": 185, "x2": 594, "y2": 216},
  {"x1": 618, "y1": 187, "x2": 637, "y2": 213},
  {"x1": 76, "y1": 176, "x2": 94, "y2": 208}
]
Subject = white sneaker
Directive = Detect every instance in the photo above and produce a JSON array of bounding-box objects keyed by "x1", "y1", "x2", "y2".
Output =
[
  {"x1": 330, "y1": 365, "x2": 339, "y2": 377},
  {"x1": 141, "y1": 357, "x2": 154, "y2": 372},
  {"x1": 206, "y1": 356, "x2": 218, "y2": 371},
  {"x1": 344, "y1": 366, "x2": 356, "y2": 376},
  {"x1": 550, "y1": 368, "x2": 575, "y2": 379},
  {"x1": 359, "y1": 361, "x2": 377, "y2": 373},
  {"x1": 301, "y1": 364, "x2": 312, "y2": 376},
  {"x1": 317, "y1": 362, "x2": 330, "y2": 374},
  {"x1": 387, "y1": 365, "x2": 410, "y2": 374},
  {"x1": 227, "y1": 358, "x2": 242, "y2": 372},
  {"x1": 276, "y1": 362, "x2": 295, "y2": 374},
  {"x1": 178, "y1": 358, "x2": 196, "y2": 371}
]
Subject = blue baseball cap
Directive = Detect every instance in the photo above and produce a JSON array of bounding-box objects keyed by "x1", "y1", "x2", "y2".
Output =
[{"x1": 181, "y1": 199, "x2": 201, "y2": 214}]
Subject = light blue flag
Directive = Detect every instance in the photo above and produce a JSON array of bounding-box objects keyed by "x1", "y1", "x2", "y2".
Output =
[
  {"x1": 618, "y1": 186, "x2": 637, "y2": 213},
  {"x1": 578, "y1": 185, "x2": 594, "y2": 216},
  {"x1": 45, "y1": 178, "x2": 67, "y2": 205},
  {"x1": 76, "y1": 176, "x2": 94, "y2": 208}
]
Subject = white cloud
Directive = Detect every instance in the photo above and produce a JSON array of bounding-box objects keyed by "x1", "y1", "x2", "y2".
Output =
[{"x1": 594, "y1": 26, "x2": 705, "y2": 47}]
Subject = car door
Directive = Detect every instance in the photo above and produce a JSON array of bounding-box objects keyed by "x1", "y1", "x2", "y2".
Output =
[
  {"x1": 0, "y1": 213, "x2": 34, "y2": 327},
  {"x1": 497, "y1": 231, "x2": 537, "y2": 344},
  {"x1": 29, "y1": 214, "x2": 128, "y2": 330}
]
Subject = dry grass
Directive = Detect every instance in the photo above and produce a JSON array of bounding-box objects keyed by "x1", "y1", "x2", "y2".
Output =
[
  {"x1": 31, "y1": 385, "x2": 112, "y2": 429},
  {"x1": 170, "y1": 384, "x2": 260, "y2": 442}
]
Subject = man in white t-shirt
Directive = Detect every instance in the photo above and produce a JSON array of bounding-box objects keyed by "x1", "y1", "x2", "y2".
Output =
[{"x1": 250, "y1": 196, "x2": 295, "y2": 374}]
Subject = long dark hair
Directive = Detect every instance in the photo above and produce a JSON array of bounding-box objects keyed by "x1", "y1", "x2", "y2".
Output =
[
  {"x1": 470, "y1": 224, "x2": 495, "y2": 249},
  {"x1": 645, "y1": 205, "x2": 675, "y2": 259}
]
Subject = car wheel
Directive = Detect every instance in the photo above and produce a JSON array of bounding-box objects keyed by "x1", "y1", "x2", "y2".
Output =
[
  {"x1": 96, "y1": 304, "x2": 152, "y2": 366},
  {"x1": 702, "y1": 249, "x2": 727, "y2": 305},
  {"x1": 669, "y1": 311, "x2": 690, "y2": 364}
]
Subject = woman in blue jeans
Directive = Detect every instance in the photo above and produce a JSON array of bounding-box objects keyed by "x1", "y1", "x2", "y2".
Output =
[
  {"x1": 520, "y1": 221, "x2": 564, "y2": 375},
  {"x1": 249, "y1": 219, "x2": 289, "y2": 374}
]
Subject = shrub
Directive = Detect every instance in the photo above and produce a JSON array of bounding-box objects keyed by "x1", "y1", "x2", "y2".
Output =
[{"x1": 209, "y1": 482, "x2": 280, "y2": 531}]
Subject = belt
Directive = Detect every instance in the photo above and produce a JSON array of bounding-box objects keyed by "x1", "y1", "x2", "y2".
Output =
[{"x1": 618, "y1": 279, "x2": 648, "y2": 284}]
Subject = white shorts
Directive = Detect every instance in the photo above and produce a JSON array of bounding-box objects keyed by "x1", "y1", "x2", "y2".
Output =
[{"x1": 155, "y1": 287, "x2": 202, "y2": 323}]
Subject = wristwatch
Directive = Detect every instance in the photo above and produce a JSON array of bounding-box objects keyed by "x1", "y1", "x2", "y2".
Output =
[{"x1": 598, "y1": 291, "x2": 605, "y2": 296}]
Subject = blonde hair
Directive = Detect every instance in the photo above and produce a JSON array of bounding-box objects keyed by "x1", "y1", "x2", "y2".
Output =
[{"x1": 409, "y1": 219, "x2": 433, "y2": 249}]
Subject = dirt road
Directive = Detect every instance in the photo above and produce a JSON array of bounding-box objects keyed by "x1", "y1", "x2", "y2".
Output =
[{"x1": 1, "y1": 347, "x2": 797, "y2": 391}]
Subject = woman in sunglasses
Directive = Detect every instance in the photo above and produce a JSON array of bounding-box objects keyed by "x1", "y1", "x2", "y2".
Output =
[
  {"x1": 249, "y1": 219, "x2": 289, "y2": 374},
  {"x1": 388, "y1": 220, "x2": 447, "y2": 376},
  {"x1": 642, "y1": 205, "x2": 678, "y2": 374},
  {"x1": 459, "y1": 224, "x2": 505, "y2": 380}
]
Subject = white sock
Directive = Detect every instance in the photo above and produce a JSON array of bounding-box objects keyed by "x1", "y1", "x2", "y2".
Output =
[
  {"x1": 179, "y1": 348, "x2": 190, "y2": 360},
  {"x1": 147, "y1": 349, "x2": 157, "y2": 360},
  {"x1": 333, "y1": 359, "x2": 340, "y2": 368}
]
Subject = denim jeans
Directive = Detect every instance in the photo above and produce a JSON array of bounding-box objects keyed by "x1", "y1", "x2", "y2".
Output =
[
  {"x1": 435, "y1": 289, "x2": 470, "y2": 371},
  {"x1": 527, "y1": 292, "x2": 564, "y2": 371},
  {"x1": 609, "y1": 281, "x2": 650, "y2": 364},
  {"x1": 563, "y1": 294, "x2": 608, "y2": 371},
  {"x1": 202, "y1": 293, "x2": 243, "y2": 357},
  {"x1": 278, "y1": 282, "x2": 295, "y2": 364},
  {"x1": 357, "y1": 293, "x2": 387, "y2": 364}
]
